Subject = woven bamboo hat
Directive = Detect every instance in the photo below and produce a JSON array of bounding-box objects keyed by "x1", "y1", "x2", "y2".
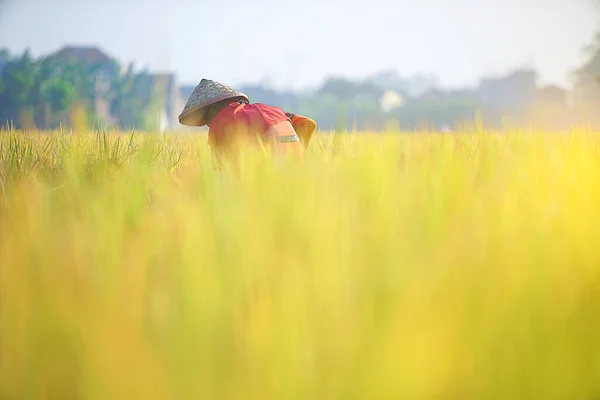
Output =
[{"x1": 178, "y1": 79, "x2": 249, "y2": 126}]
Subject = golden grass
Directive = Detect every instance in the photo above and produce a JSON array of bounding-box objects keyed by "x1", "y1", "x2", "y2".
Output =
[{"x1": 1, "y1": 128, "x2": 600, "y2": 399}]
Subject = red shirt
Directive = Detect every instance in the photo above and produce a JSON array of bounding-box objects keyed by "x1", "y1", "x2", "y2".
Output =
[{"x1": 208, "y1": 102, "x2": 289, "y2": 148}]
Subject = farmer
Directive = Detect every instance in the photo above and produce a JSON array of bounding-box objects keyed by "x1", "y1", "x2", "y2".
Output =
[{"x1": 178, "y1": 79, "x2": 317, "y2": 165}]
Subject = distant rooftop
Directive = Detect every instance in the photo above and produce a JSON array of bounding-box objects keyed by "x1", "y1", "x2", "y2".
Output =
[{"x1": 49, "y1": 46, "x2": 113, "y2": 66}]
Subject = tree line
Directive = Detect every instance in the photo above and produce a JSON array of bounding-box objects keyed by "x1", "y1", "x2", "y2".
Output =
[
  {"x1": 0, "y1": 48, "x2": 164, "y2": 131},
  {"x1": 2, "y1": 24, "x2": 600, "y2": 133}
]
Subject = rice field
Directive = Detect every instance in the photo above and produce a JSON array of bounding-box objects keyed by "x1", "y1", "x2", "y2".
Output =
[{"x1": 1, "y1": 127, "x2": 600, "y2": 399}]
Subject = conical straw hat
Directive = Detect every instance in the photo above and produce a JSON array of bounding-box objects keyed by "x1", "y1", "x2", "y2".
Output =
[{"x1": 178, "y1": 79, "x2": 249, "y2": 126}]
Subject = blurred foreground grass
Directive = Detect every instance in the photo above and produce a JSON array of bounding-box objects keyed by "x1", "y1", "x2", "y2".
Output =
[{"x1": 1, "y1": 128, "x2": 600, "y2": 399}]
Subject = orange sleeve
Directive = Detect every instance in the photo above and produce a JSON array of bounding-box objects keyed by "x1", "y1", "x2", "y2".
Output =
[{"x1": 289, "y1": 114, "x2": 317, "y2": 148}]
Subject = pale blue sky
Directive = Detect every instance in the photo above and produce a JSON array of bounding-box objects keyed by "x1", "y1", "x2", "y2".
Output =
[{"x1": 0, "y1": 0, "x2": 597, "y2": 90}]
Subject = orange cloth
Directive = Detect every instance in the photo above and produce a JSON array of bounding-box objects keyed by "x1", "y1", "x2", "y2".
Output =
[
  {"x1": 287, "y1": 113, "x2": 317, "y2": 148},
  {"x1": 261, "y1": 120, "x2": 304, "y2": 158}
]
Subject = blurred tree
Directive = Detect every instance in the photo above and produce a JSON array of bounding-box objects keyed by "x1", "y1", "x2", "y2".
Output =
[
  {"x1": 66, "y1": 59, "x2": 99, "y2": 107},
  {"x1": 573, "y1": 31, "x2": 600, "y2": 103},
  {"x1": 570, "y1": 2, "x2": 600, "y2": 126},
  {"x1": 318, "y1": 77, "x2": 384, "y2": 100},
  {"x1": 0, "y1": 48, "x2": 9, "y2": 124},
  {"x1": 573, "y1": 1, "x2": 600, "y2": 101},
  {"x1": 0, "y1": 48, "x2": 8, "y2": 67},
  {"x1": 107, "y1": 61, "x2": 150, "y2": 129},
  {"x1": 35, "y1": 55, "x2": 77, "y2": 127},
  {"x1": 0, "y1": 49, "x2": 38, "y2": 128},
  {"x1": 0, "y1": 49, "x2": 98, "y2": 129},
  {"x1": 0, "y1": 48, "x2": 158, "y2": 130}
]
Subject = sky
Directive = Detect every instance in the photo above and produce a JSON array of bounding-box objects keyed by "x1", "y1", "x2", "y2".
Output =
[{"x1": 0, "y1": 0, "x2": 598, "y2": 91}]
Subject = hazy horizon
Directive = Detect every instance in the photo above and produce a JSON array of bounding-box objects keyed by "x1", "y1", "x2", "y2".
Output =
[{"x1": 0, "y1": 0, "x2": 598, "y2": 91}]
